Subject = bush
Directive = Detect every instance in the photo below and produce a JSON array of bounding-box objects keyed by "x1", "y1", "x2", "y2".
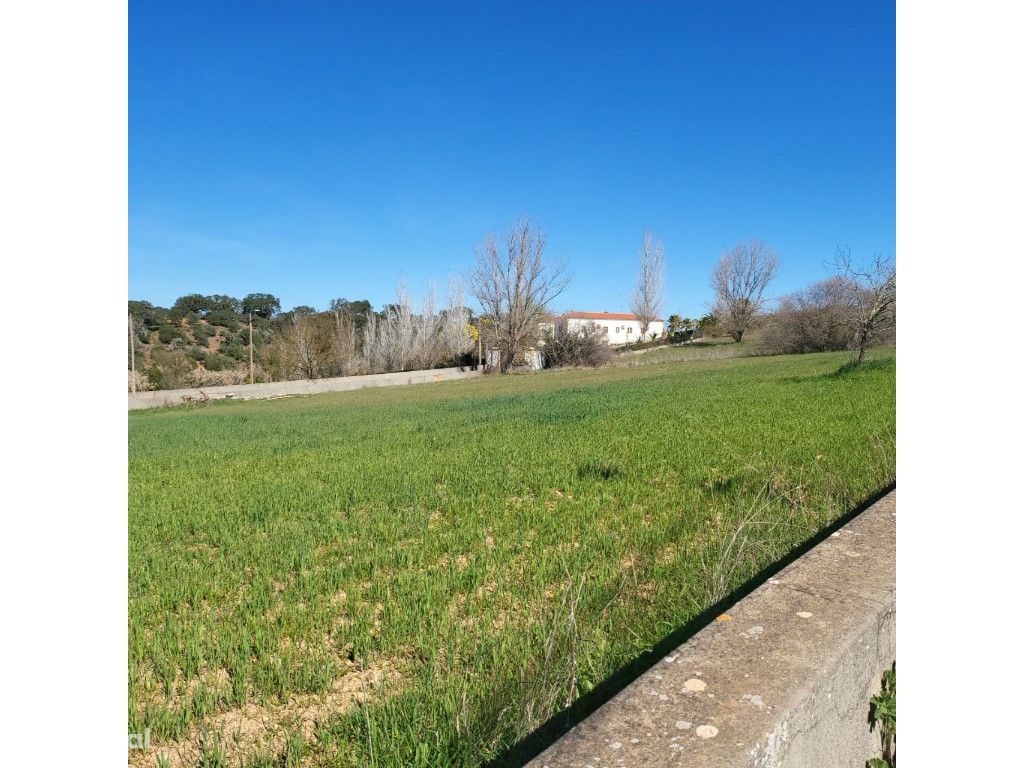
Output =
[
  {"x1": 203, "y1": 354, "x2": 228, "y2": 371},
  {"x1": 761, "y1": 278, "x2": 858, "y2": 355},
  {"x1": 145, "y1": 366, "x2": 163, "y2": 388},
  {"x1": 669, "y1": 329, "x2": 695, "y2": 343},
  {"x1": 192, "y1": 322, "x2": 215, "y2": 341},
  {"x1": 188, "y1": 348, "x2": 207, "y2": 362},
  {"x1": 148, "y1": 348, "x2": 194, "y2": 389},
  {"x1": 157, "y1": 324, "x2": 184, "y2": 344},
  {"x1": 618, "y1": 336, "x2": 670, "y2": 353},
  {"x1": 543, "y1": 323, "x2": 615, "y2": 368},
  {"x1": 221, "y1": 342, "x2": 246, "y2": 361},
  {"x1": 205, "y1": 310, "x2": 240, "y2": 332}
]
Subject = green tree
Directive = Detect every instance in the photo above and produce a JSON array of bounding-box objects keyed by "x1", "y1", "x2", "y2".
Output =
[
  {"x1": 329, "y1": 298, "x2": 374, "y2": 330},
  {"x1": 128, "y1": 300, "x2": 168, "y2": 330},
  {"x1": 172, "y1": 294, "x2": 213, "y2": 315},
  {"x1": 242, "y1": 293, "x2": 281, "y2": 319}
]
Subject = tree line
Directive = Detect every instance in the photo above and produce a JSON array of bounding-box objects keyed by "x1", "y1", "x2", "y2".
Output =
[
  {"x1": 127, "y1": 285, "x2": 478, "y2": 391},
  {"x1": 129, "y1": 216, "x2": 895, "y2": 390}
]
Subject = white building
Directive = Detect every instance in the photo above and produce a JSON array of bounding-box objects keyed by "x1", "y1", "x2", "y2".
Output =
[{"x1": 559, "y1": 312, "x2": 665, "y2": 345}]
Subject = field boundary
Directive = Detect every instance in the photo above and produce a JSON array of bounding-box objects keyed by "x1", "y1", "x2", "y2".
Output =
[
  {"x1": 127, "y1": 366, "x2": 481, "y2": 410},
  {"x1": 523, "y1": 490, "x2": 896, "y2": 768}
]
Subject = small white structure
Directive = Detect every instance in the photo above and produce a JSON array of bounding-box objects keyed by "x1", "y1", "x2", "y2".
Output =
[{"x1": 560, "y1": 312, "x2": 665, "y2": 345}]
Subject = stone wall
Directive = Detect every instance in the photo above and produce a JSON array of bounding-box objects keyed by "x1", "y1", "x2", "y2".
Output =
[
  {"x1": 528, "y1": 491, "x2": 896, "y2": 768},
  {"x1": 127, "y1": 366, "x2": 481, "y2": 410}
]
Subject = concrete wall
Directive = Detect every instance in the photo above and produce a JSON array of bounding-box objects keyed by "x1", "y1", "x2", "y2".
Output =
[
  {"x1": 528, "y1": 491, "x2": 896, "y2": 768},
  {"x1": 127, "y1": 366, "x2": 481, "y2": 410}
]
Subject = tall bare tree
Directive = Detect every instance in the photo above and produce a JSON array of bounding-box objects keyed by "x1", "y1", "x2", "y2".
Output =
[
  {"x1": 630, "y1": 230, "x2": 666, "y2": 337},
  {"x1": 362, "y1": 281, "x2": 428, "y2": 373},
  {"x1": 711, "y1": 239, "x2": 781, "y2": 342},
  {"x1": 287, "y1": 309, "x2": 323, "y2": 379},
  {"x1": 469, "y1": 216, "x2": 570, "y2": 372},
  {"x1": 832, "y1": 248, "x2": 896, "y2": 363},
  {"x1": 440, "y1": 278, "x2": 475, "y2": 362}
]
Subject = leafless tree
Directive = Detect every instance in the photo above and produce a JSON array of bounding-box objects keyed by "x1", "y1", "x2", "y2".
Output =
[
  {"x1": 761, "y1": 277, "x2": 859, "y2": 355},
  {"x1": 326, "y1": 306, "x2": 358, "y2": 376},
  {"x1": 361, "y1": 280, "x2": 470, "y2": 373},
  {"x1": 711, "y1": 239, "x2": 781, "y2": 342},
  {"x1": 288, "y1": 310, "x2": 323, "y2": 379},
  {"x1": 630, "y1": 230, "x2": 665, "y2": 336},
  {"x1": 440, "y1": 278, "x2": 475, "y2": 361},
  {"x1": 263, "y1": 306, "x2": 361, "y2": 380},
  {"x1": 832, "y1": 248, "x2": 896, "y2": 363},
  {"x1": 469, "y1": 216, "x2": 570, "y2": 372},
  {"x1": 541, "y1": 321, "x2": 614, "y2": 368}
]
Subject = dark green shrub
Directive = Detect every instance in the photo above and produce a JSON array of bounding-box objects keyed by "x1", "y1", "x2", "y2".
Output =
[
  {"x1": 192, "y1": 322, "x2": 215, "y2": 341},
  {"x1": 221, "y1": 342, "x2": 246, "y2": 361},
  {"x1": 158, "y1": 324, "x2": 184, "y2": 344},
  {"x1": 145, "y1": 366, "x2": 163, "y2": 388},
  {"x1": 205, "y1": 310, "x2": 240, "y2": 332},
  {"x1": 203, "y1": 354, "x2": 227, "y2": 371}
]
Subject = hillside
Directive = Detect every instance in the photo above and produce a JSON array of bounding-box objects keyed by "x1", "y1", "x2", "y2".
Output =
[{"x1": 128, "y1": 293, "x2": 478, "y2": 392}]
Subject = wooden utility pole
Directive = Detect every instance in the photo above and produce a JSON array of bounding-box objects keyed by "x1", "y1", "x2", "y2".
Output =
[
  {"x1": 248, "y1": 312, "x2": 255, "y2": 384},
  {"x1": 129, "y1": 312, "x2": 137, "y2": 393},
  {"x1": 477, "y1": 318, "x2": 482, "y2": 370}
]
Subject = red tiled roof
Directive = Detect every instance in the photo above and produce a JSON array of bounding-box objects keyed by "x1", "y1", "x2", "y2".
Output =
[{"x1": 563, "y1": 311, "x2": 664, "y2": 322}]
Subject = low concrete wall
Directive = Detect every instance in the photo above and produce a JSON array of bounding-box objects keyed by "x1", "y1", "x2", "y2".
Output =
[
  {"x1": 127, "y1": 366, "x2": 481, "y2": 410},
  {"x1": 528, "y1": 491, "x2": 896, "y2": 768}
]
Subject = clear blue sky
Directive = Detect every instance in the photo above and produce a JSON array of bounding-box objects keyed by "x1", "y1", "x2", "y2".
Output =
[{"x1": 129, "y1": 0, "x2": 894, "y2": 318}]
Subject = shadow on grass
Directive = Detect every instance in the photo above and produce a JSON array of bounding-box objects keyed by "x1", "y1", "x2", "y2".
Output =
[
  {"x1": 484, "y1": 481, "x2": 897, "y2": 768},
  {"x1": 829, "y1": 358, "x2": 895, "y2": 378},
  {"x1": 780, "y1": 356, "x2": 896, "y2": 384}
]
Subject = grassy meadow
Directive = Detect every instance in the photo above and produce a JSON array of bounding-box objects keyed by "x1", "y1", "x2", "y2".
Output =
[
  {"x1": 129, "y1": 350, "x2": 896, "y2": 767},
  {"x1": 611, "y1": 335, "x2": 759, "y2": 367}
]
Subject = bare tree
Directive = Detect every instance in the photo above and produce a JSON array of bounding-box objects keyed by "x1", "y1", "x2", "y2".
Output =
[
  {"x1": 440, "y1": 278, "x2": 475, "y2": 362},
  {"x1": 630, "y1": 230, "x2": 666, "y2": 336},
  {"x1": 541, "y1": 321, "x2": 614, "y2": 368},
  {"x1": 361, "y1": 280, "x2": 466, "y2": 373},
  {"x1": 761, "y1": 277, "x2": 859, "y2": 355},
  {"x1": 832, "y1": 248, "x2": 896, "y2": 363},
  {"x1": 711, "y1": 239, "x2": 781, "y2": 342},
  {"x1": 287, "y1": 310, "x2": 322, "y2": 379},
  {"x1": 469, "y1": 216, "x2": 570, "y2": 372}
]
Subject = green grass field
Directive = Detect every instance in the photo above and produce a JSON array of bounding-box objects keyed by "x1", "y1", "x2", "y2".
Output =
[{"x1": 129, "y1": 350, "x2": 895, "y2": 767}]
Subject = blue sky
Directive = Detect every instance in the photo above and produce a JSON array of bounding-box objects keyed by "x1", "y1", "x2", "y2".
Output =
[{"x1": 129, "y1": 0, "x2": 895, "y2": 318}]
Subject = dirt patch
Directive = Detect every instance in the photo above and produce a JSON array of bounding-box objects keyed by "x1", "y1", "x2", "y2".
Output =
[
  {"x1": 656, "y1": 543, "x2": 679, "y2": 565},
  {"x1": 129, "y1": 660, "x2": 401, "y2": 768},
  {"x1": 206, "y1": 329, "x2": 222, "y2": 354}
]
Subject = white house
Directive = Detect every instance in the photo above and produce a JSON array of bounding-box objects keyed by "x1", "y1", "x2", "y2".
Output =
[{"x1": 559, "y1": 312, "x2": 665, "y2": 345}]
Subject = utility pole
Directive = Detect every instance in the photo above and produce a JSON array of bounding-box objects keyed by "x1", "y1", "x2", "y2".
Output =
[
  {"x1": 129, "y1": 312, "x2": 137, "y2": 393},
  {"x1": 248, "y1": 311, "x2": 255, "y2": 384},
  {"x1": 477, "y1": 317, "x2": 482, "y2": 370}
]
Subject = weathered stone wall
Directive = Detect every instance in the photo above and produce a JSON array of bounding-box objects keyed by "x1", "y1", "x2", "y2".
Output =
[
  {"x1": 528, "y1": 491, "x2": 896, "y2": 768},
  {"x1": 127, "y1": 366, "x2": 481, "y2": 410}
]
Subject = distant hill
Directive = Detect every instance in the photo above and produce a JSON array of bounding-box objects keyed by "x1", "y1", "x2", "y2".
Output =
[{"x1": 128, "y1": 293, "x2": 475, "y2": 391}]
